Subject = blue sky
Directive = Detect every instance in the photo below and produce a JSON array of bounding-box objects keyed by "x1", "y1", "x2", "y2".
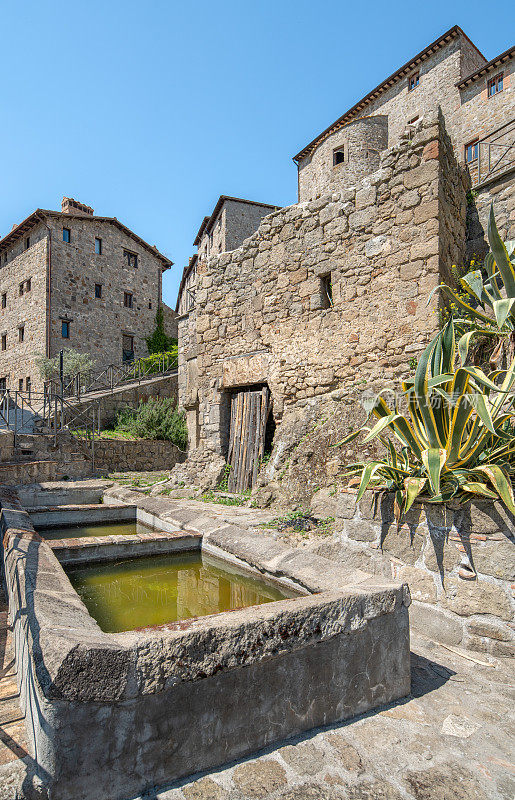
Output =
[{"x1": 1, "y1": 0, "x2": 512, "y2": 308}]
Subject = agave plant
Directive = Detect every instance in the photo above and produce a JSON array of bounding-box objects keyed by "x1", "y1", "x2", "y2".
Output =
[
  {"x1": 338, "y1": 318, "x2": 515, "y2": 514},
  {"x1": 429, "y1": 205, "x2": 515, "y2": 365}
]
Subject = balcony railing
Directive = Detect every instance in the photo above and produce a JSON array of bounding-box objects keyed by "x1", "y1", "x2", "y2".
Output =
[{"x1": 471, "y1": 118, "x2": 515, "y2": 186}]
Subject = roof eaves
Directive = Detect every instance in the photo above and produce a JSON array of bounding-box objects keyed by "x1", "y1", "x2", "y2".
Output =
[
  {"x1": 292, "y1": 25, "x2": 467, "y2": 163},
  {"x1": 456, "y1": 44, "x2": 515, "y2": 88},
  {"x1": 1, "y1": 209, "x2": 172, "y2": 268},
  {"x1": 0, "y1": 209, "x2": 48, "y2": 250},
  {"x1": 194, "y1": 196, "x2": 280, "y2": 246}
]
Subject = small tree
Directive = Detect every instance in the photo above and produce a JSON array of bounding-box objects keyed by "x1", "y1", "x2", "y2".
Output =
[
  {"x1": 35, "y1": 349, "x2": 96, "y2": 382},
  {"x1": 146, "y1": 306, "x2": 176, "y2": 354}
]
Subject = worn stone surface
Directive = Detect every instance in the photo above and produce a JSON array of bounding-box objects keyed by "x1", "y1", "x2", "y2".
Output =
[{"x1": 232, "y1": 761, "x2": 288, "y2": 797}]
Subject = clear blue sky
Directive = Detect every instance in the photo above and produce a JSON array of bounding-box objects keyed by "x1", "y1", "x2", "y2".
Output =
[{"x1": 1, "y1": 0, "x2": 512, "y2": 308}]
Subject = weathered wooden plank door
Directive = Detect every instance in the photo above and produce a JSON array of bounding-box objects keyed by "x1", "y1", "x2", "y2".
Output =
[{"x1": 226, "y1": 386, "x2": 271, "y2": 493}]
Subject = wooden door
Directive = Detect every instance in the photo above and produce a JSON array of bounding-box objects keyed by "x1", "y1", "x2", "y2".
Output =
[{"x1": 226, "y1": 386, "x2": 271, "y2": 493}]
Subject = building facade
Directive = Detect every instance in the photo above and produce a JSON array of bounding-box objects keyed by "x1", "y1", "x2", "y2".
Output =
[
  {"x1": 176, "y1": 196, "x2": 279, "y2": 447},
  {"x1": 0, "y1": 198, "x2": 172, "y2": 392},
  {"x1": 175, "y1": 26, "x2": 514, "y2": 491}
]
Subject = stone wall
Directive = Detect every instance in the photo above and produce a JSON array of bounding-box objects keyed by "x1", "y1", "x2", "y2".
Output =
[
  {"x1": 296, "y1": 33, "x2": 512, "y2": 207},
  {"x1": 298, "y1": 116, "x2": 388, "y2": 203},
  {"x1": 46, "y1": 214, "x2": 166, "y2": 367},
  {"x1": 181, "y1": 113, "x2": 466, "y2": 487},
  {"x1": 297, "y1": 37, "x2": 465, "y2": 199},
  {"x1": 0, "y1": 232, "x2": 49, "y2": 390},
  {"x1": 94, "y1": 437, "x2": 186, "y2": 473},
  {"x1": 308, "y1": 488, "x2": 515, "y2": 657},
  {"x1": 0, "y1": 208, "x2": 170, "y2": 392}
]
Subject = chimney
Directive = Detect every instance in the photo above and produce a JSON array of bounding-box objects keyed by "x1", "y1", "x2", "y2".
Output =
[{"x1": 61, "y1": 197, "x2": 94, "y2": 217}]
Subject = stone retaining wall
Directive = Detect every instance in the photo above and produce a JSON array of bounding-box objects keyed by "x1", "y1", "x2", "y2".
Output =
[
  {"x1": 94, "y1": 437, "x2": 186, "y2": 473},
  {"x1": 308, "y1": 488, "x2": 515, "y2": 656}
]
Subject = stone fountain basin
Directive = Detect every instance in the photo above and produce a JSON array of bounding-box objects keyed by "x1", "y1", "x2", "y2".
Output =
[{"x1": 1, "y1": 486, "x2": 411, "y2": 800}]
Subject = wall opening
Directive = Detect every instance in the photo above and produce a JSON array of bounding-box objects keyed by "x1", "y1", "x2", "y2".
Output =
[{"x1": 320, "y1": 273, "x2": 333, "y2": 309}]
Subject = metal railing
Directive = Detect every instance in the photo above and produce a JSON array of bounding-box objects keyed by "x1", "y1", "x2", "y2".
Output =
[
  {"x1": 44, "y1": 351, "x2": 178, "y2": 401},
  {"x1": 474, "y1": 118, "x2": 515, "y2": 186},
  {"x1": 0, "y1": 389, "x2": 99, "y2": 467}
]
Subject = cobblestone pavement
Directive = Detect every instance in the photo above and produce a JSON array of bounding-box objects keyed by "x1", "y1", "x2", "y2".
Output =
[{"x1": 1, "y1": 573, "x2": 513, "y2": 800}]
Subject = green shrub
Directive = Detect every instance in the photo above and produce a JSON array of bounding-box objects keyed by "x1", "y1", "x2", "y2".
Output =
[
  {"x1": 127, "y1": 348, "x2": 178, "y2": 379},
  {"x1": 35, "y1": 349, "x2": 96, "y2": 381},
  {"x1": 146, "y1": 306, "x2": 177, "y2": 354},
  {"x1": 114, "y1": 398, "x2": 187, "y2": 449}
]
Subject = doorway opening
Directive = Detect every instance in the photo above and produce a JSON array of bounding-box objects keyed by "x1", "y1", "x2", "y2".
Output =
[{"x1": 226, "y1": 384, "x2": 274, "y2": 493}]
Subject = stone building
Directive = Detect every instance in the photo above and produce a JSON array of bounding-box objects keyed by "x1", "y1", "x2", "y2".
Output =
[
  {"x1": 0, "y1": 197, "x2": 172, "y2": 392},
  {"x1": 175, "y1": 25, "x2": 514, "y2": 492},
  {"x1": 176, "y1": 196, "x2": 279, "y2": 448}
]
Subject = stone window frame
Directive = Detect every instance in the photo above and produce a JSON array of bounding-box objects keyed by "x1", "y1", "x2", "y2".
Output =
[
  {"x1": 408, "y1": 71, "x2": 420, "y2": 92},
  {"x1": 95, "y1": 237, "x2": 103, "y2": 255},
  {"x1": 94, "y1": 283, "x2": 103, "y2": 299},
  {"x1": 487, "y1": 72, "x2": 504, "y2": 98},
  {"x1": 1, "y1": 293, "x2": 6, "y2": 310},
  {"x1": 124, "y1": 291, "x2": 133, "y2": 309},
  {"x1": 24, "y1": 237, "x2": 30, "y2": 251},
  {"x1": 18, "y1": 325, "x2": 24, "y2": 343},
  {"x1": 1, "y1": 333, "x2": 6, "y2": 351},
  {"x1": 333, "y1": 142, "x2": 348, "y2": 166},
  {"x1": 62, "y1": 227, "x2": 71, "y2": 244},
  {"x1": 19, "y1": 279, "x2": 31, "y2": 297},
  {"x1": 123, "y1": 249, "x2": 138, "y2": 268},
  {"x1": 18, "y1": 378, "x2": 23, "y2": 392},
  {"x1": 61, "y1": 320, "x2": 70, "y2": 339}
]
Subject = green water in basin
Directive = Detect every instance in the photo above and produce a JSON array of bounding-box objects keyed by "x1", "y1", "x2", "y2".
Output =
[
  {"x1": 37, "y1": 520, "x2": 153, "y2": 540},
  {"x1": 67, "y1": 551, "x2": 296, "y2": 632}
]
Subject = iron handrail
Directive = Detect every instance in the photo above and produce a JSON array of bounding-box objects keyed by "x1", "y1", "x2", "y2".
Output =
[
  {"x1": 476, "y1": 117, "x2": 515, "y2": 186},
  {"x1": 44, "y1": 352, "x2": 178, "y2": 401},
  {"x1": 0, "y1": 388, "x2": 98, "y2": 467}
]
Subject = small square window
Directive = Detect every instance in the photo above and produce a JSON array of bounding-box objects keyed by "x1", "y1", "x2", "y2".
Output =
[
  {"x1": 95, "y1": 283, "x2": 102, "y2": 299},
  {"x1": 18, "y1": 326, "x2": 24, "y2": 343},
  {"x1": 320, "y1": 273, "x2": 333, "y2": 309},
  {"x1": 1, "y1": 293, "x2": 6, "y2": 309},
  {"x1": 18, "y1": 378, "x2": 23, "y2": 392},
  {"x1": 408, "y1": 72, "x2": 419, "y2": 92},
  {"x1": 124, "y1": 250, "x2": 138, "y2": 268},
  {"x1": 1, "y1": 334, "x2": 6, "y2": 351},
  {"x1": 487, "y1": 73, "x2": 503, "y2": 98},
  {"x1": 25, "y1": 237, "x2": 30, "y2": 250},
  {"x1": 61, "y1": 320, "x2": 70, "y2": 339},
  {"x1": 124, "y1": 292, "x2": 133, "y2": 308},
  {"x1": 63, "y1": 227, "x2": 71, "y2": 243},
  {"x1": 95, "y1": 237, "x2": 102, "y2": 255},
  {"x1": 333, "y1": 145, "x2": 347, "y2": 165},
  {"x1": 465, "y1": 140, "x2": 479, "y2": 163}
]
